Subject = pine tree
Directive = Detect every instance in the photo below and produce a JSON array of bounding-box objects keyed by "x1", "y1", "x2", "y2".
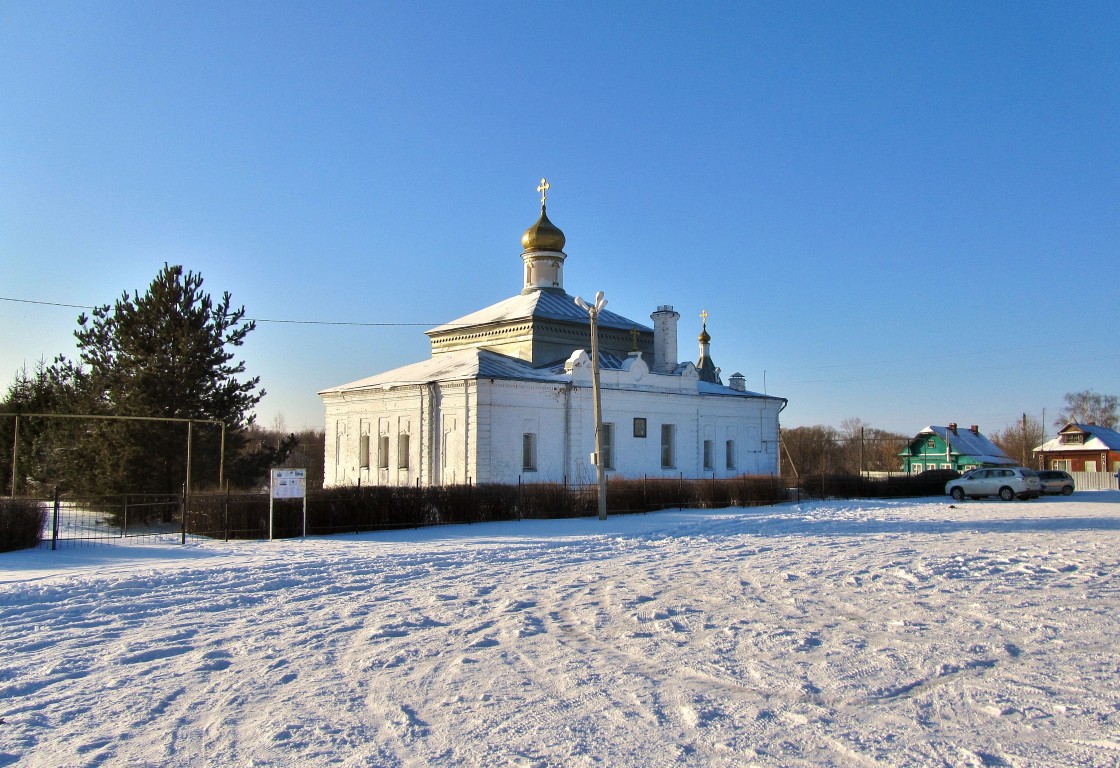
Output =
[
  {"x1": 1, "y1": 359, "x2": 99, "y2": 494},
  {"x1": 67, "y1": 264, "x2": 265, "y2": 494}
]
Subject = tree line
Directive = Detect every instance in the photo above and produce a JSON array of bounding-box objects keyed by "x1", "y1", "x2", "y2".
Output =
[
  {"x1": 780, "y1": 418, "x2": 910, "y2": 479},
  {"x1": 782, "y1": 391, "x2": 1118, "y2": 480}
]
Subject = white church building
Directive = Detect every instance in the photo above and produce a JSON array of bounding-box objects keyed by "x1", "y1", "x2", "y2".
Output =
[{"x1": 320, "y1": 182, "x2": 786, "y2": 487}]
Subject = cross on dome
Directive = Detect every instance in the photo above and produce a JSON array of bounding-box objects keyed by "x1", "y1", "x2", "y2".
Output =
[
  {"x1": 537, "y1": 178, "x2": 550, "y2": 206},
  {"x1": 700, "y1": 309, "x2": 709, "y2": 326}
]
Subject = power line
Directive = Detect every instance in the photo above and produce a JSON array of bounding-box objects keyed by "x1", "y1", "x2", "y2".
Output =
[
  {"x1": 0, "y1": 296, "x2": 440, "y2": 327},
  {"x1": 1, "y1": 297, "x2": 90, "y2": 311},
  {"x1": 5, "y1": 295, "x2": 1118, "y2": 381}
]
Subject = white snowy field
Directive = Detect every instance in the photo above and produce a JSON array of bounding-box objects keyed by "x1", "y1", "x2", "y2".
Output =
[{"x1": 2, "y1": 493, "x2": 1119, "y2": 768}]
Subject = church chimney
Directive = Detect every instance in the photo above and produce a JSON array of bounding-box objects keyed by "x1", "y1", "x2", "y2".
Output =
[
  {"x1": 949, "y1": 423, "x2": 958, "y2": 435},
  {"x1": 650, "y1": 305, "x2": 679, "y2": 373},
  {"x1": 729, "y1": 372, "x2": 746, "y2": 392}
]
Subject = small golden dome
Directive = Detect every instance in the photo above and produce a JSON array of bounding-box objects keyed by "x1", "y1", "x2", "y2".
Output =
[
  {"x1": 699, "y1": 327, "x2": 711, "y2": 344},
  {"x1": 521, "y1": 206, "x2": 566, "y2": 252}
]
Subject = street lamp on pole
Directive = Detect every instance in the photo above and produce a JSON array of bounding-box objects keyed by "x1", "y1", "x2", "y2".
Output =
[{"x1": 574, "y1": 290, "x2": 608, "y2": 520}]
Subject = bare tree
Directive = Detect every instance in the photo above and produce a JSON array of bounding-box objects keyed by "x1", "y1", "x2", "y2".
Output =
[
  {"x1": 992, "y1": 414, "x2": 1045, "y2": 467},
  {"x1": 1056, "y1": 390, "x2": 1119, "y2": 429},
  {"x1": 271, "y1": 413, "x2": 289, "y2": 450},
  {"x1": 781, "y1": 425, "x2": 841, "y2": 480},
  {"x1": 839, "y1": 418, "x2": 909, "y2": 473}
]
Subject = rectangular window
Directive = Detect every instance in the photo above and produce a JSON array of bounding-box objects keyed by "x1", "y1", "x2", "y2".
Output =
[
  {"x1": 661, "y1": 424, "x2": 675, "y2": 468},
  {"x1": 600, "y1": 423, "x2": 614, "y2": 470},
  {"x1": 397, "y1": 433, "x2": 410, "y2": 470},
  {"x1": 378, "y1": 435, "x2": 390, "y2": 469},
  {"x1": 359, "y1": 434, "x2": 370, "y2": 469},
  {"x1": 703, "y1": 439, "x2": 714, "y2": 470},
  {"x1": 633, "y1": 417, "x2": 647, "y2": 438},
  {"x1": 522, "y1": 433, "x2": 537, "y2": 471},
  {"x1": 726, "y1": 440, "x2": 735, "y2": 469},
  {"x1": 335, "y1": 421, "x2": 345, "y2": 468}
]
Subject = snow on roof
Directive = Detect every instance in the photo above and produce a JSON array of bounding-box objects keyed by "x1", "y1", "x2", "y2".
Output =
[
  {"x1": 321, "y1": 348, "x2": 562, "y2": 393},
  {"x1": 1072, "y1": 423, "x2": 1120, "y2": 449},
  {"x1": 426, "y1": 289, "x2": 652, "y2": 335},
  {"x1": 919, "y1": 425, "x2": 1014, "y2": 465},
  {"x1": 697, "y1": 380, "x2": 783, "y2": 400},
  {"x1": 1034, "y1": 423, "x2": 1120, "y2": 452},
  {"x1": 322, "y1": 347, "x2": 784, "y2": 401}
]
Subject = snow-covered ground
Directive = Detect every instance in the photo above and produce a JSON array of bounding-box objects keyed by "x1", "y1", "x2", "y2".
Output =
[{"x1": 2, "y1": 493, "x2": 1119, "y2": 767}]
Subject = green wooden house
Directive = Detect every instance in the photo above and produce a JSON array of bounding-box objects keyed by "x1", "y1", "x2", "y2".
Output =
[{"x1": 901, "y1": 423, "x2": 1014, "y2": 473}]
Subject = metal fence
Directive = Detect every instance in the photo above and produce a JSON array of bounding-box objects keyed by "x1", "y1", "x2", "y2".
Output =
[
  {"x1": 10, "y1": 476, "x2": 789, "y2": 549},
  {"x1": 33, "y1": 490, "x2": 185, "y2": 549},
  {"x1": 12, "y1": 470, "x2": 1116, "y2": 552},
  {"x1": 1072, "y1": 471, "x2": 1120, "y2": 491}
]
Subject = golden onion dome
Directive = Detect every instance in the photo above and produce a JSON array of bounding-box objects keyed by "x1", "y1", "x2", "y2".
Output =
[
  {"x1": 521, "y1": 205, "x2": 566, "y2": 252},
  {"x1": 699, "y1": 327, "x2": 711, "y2": 344}
]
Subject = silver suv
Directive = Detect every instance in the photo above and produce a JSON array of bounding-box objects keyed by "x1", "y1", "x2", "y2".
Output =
[{"x1": 946, "y1": 467, "x2": 1041, "y2": 501}]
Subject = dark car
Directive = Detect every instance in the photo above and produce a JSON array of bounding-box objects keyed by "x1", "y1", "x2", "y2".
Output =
[{"x1": 1037, "y1": 470, "x2": 1075, "y2": 496}]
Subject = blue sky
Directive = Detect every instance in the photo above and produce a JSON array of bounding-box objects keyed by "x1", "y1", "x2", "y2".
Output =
[{"x1": 2, "y1": 2, "x2": 1117, "y2": 436}]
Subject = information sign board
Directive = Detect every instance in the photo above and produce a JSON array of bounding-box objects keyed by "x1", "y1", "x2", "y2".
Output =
[{"x1": 271, "y1": 469, "x2": 306, "y2": 499}]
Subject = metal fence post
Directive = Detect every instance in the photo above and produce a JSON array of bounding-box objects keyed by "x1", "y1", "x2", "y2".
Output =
[
  {"x1": 180, "y1": 483, "x2": 187, "y2": 546},
  {"x1": 122, "y1": 494, "x2": 128, "y2": 538},
  {"x1": 52, "y1": 485, "x2": 60, "y2": 550}
]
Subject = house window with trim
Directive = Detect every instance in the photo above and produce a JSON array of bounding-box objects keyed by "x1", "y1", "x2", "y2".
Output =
[
  {"x1": 522, "y1": 433, "x2": 537, "y2": 471},
  {"x1": 359, "y1": 434, "x2": 370, "y2": 469},
  {"x1": 703, "y1": 440, "x2": 714, "y2": 470},
  {"x1": 600, "y1": 423, "x2": 614, "y2": 470},
  {"x1": 633, "y1": 417, "x2": 647, "y2": 438},
  {"x1": 661, "y1": 424, "x2": 675, "y2": 468},
  {"x1": 726, "y1": 440, "x2": 735, "y2": 470},
  {"x1": 397, "y1": 433, "x2": 410, "y2": 469}
]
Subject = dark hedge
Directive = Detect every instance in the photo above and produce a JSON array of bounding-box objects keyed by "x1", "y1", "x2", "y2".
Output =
[
  {"x1": 182, "y1": 475, "x2": 790, "y2": 539},
  {"x1": 0, "y1": 498, "x2": 46, "y2": 552}
]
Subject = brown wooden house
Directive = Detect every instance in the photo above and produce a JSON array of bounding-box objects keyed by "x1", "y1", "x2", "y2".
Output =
[{"x1": 1033, "y1": 422, "x2": 1120, "y2": 472}]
